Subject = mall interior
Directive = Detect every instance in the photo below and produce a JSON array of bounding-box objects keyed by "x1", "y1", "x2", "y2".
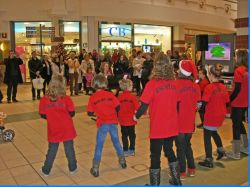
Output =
[{"x1": 0, "y1": 0, "x2": 248, "y2": 185}]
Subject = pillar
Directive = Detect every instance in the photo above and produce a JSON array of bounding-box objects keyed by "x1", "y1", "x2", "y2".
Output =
[{"x1": 173, "y1": 25, "x2": 185, "y2": 53}]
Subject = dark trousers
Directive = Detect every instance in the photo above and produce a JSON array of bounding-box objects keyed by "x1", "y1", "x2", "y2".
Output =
[
  {"x1": 203, "y1": 128, "x2": 223, "y2": 158},
  {"x1": 121, "y1": 126, "x2": 136, "y2": 151},
  {"x1": 7, "y1": 76, "x2": 18, "y2": 101},
  {"x1": 141, "y1": 78, "x2": 148, "y2": 93},
  {"x1": 176, "y1": 133, "x2": 195, "y2": 173},
  {"x1": 69, "y1": 73, "x2": 79, "y2": 95},
  {"x1": 31, "y1": 78, "x2": 41, "y2": 98},
  {"x1": 231, "y1": 107, "x2": 247, "y2": 140},
  {"x1": 0, "y1": 89, "x2": 3, "y2": 102},
  {"x1": 42, "y1": 140, "x2": 77, "y2": 175},
  {"x1": 150, "y1": 137, "x2": 177, "y2": 169},
  {"x1": 133, "y1": 76, "x2": 141, "y2": 94},
  {"x1": 42, "y1": 77, "x2": 51, "y2": 95}
]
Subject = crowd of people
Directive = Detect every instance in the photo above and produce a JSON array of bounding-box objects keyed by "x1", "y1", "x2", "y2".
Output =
[{"x1": 0, "y1": 46, "x2": 248, "y2": 186}]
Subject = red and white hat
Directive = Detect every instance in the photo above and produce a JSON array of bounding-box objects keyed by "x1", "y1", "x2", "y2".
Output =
[{"x1": 179, "y1": 60, "x2": 198, "y2": 80}]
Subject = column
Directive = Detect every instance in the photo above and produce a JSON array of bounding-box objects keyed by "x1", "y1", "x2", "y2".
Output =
[
  {"x1": 87, "y1": 16, "x2": 98, "y2": 52},
  {"x1": 235, "y1": 0, "x2": 248, "y2": 49},
  {"x1": 173, "y1": 25, "x2": 185, "y2": 53}
]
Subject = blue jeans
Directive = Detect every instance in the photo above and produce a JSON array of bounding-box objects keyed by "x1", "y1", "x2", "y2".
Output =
[{"x1": 94, "y1": 124, "x2": 124, "y2": 161}]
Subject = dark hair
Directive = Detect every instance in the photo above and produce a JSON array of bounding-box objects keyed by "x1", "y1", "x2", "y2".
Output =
[
  {"x1": 236, "y1": 49, "x2": 248, "y2": 69},
  {"x1": 137, "y1": 51, "x2": 142, "y2": 56},
  {"x1": 210, "y1": 64, "x2": 223, "y2": 78}
]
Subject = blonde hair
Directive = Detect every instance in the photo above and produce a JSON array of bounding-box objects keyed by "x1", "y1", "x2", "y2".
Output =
[
  {"x1": 151, "y1": 53, "x2": 175, "y2": 80},
  {"x1": 209, "y1": 63, "x2": 224, "y2": 78},
  {"x1": 99, "y1": 62, "x2": 110, "y2": 73},
  {"x1": 119, "y1": 79, "x2": 133, "y2": 91},
  {"x1": 92, "y1": 74, "x2": 108, "y2": 90},
  {"x1": 47, "y1": 76, "x2": 66, "y2": 100}
]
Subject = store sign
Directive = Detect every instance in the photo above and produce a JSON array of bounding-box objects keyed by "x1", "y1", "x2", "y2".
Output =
[
  {"x1": 101, "y1": 24, "x2": 131, "y2": 41},
  {"x1": 51, "y1": 36, "x2": 64, "y2": 42},
  {"x1": 26, "y1": 26, "x2": 55, "y2": 38}
]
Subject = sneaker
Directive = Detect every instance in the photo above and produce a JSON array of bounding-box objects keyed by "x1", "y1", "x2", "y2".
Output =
[
  {"x1": 240, "y1": 147, "x2": 248, "y2": 155},
  {"x1": 216, "y1": 150, "x2": 225, "y2": 160},
  {"x1": 69, "y1": 168, "x2": 78, "y2": 175},
  {"x1": 129, "y1": 149, "x2": 135, "y2": 156},
  {"x1": 180, "y1": 172, "x2": 187, "y2": 180},
  {"x1": 196, "y1": 124, "x2": 203, "y2": 129},
  {"x1": 187, "y1": 168, "x2": 195, "y2": 177},
  {"x1": 124, "y1": 151, "x2": 130, "y2": 157},
  {"x1": 40, "y1": 169, "x2": 49, "y2": 177},
  {"x1": 226, "y1": 151, "x2": 241, "y2": 160},
  {"x1": 198, "y1": 158, "x2": 213, "y2": 168}
]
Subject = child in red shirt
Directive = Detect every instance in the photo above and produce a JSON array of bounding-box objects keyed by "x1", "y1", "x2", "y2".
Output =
[
  {"x1": 87, "y1": 74, "x2": 126, "y2": 177},
  {"x1": 134, "y1": 54, "x2": 182, "y2": 186},
  {"x1": 197, "y1": 68, "x2": 210, "y2": 129},
  {"x1": 85, "y1": 67, "x2": 94, "y2": 95},
  {"x1": 118, "y1": 79, "x2": 140, "y2": 156},
  {"x1": 227, "y1": 49, "x2": 248, "y2": 159},
  {"x1": 39, "y1": 76, "x2": 77, "y2": 176},
  {"x1": 198, "y1": 64, "x2": 229, "y2": 168},
  {"x1": 176, "y1": 60, "x2": 201, "y2": 179}
]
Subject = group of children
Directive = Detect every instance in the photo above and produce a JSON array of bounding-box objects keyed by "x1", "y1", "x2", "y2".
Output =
[{"x1": 38, "y1": 49, "x2": 248, "y2": 186}]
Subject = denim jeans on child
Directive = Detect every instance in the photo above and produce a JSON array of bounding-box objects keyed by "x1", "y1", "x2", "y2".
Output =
[
  {"x1": 94, "y1": 124, "x2": 124, "y2": 161},
  {"x1": 42, "y1": 140, "x2": 77, "y2": 174}
]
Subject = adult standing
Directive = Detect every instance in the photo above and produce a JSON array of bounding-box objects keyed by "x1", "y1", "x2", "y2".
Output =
[
  {"x1": 4, "y1": 50, "x2": 23, "y2": 103},
  {"x1": 141, "y1": 53, "x2": 154, "y2": 92},
  {"x1": 28, "y1": 51, "x2": 43, "y2": 100},
  {"x1": 134, "y1": 54, "x2": 182, "y2": 186},
  {"x1": 67, "y1": 51, "x2": 80, "y2": 96},
  {"x1": 132, "y1": 51, "x2": 145, "y2": 96},
  {"x1": 227, "y1": 49, "x2": 249, "y2": 159},
  {"x1": 41, "y1": 55, "x2": 52, "y2": 95}
]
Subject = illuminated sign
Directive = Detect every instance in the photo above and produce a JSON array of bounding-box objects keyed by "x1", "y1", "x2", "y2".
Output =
[{"x1": 101, "y1": 24, "x2": 131, "y2": 41}]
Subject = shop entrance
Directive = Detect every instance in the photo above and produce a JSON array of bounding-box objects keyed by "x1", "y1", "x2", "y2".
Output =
[{"x1": 101, "y1": 42, "x2": 132, "y2": 56}]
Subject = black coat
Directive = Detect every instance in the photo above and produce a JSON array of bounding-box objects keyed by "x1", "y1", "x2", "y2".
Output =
[
  {"x1": 40, "y1": 60, "x2": 52, "y2": 80},
  {"x1": 4, "y1": 57, "x2": 23, "y2": 84},
  {"x1": 28, "y1": 58, "x2": 43, "y2": 79}
]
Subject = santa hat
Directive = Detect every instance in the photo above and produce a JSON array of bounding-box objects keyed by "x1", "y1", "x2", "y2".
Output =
[{"x1": 179, "y1": 60, "x2": 198, "y2": 80}]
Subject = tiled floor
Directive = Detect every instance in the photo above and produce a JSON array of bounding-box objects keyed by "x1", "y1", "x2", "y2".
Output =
[{"x1": 0, "y1": 84, "x2": 248, "y2": 185}]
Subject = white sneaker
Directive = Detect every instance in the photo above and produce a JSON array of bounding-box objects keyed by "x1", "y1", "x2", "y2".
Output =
[
  {"x1": 70, "y1": 168, "x2": 78, "y2": 175},
  {"x1": 240, "y1": 147, "x2": 249, "y2": 155},
  {"x1": 40, "y1": 169, "x2": 49, "y2": 177}
]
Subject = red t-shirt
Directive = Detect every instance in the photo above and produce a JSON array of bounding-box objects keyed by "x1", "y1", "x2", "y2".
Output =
[
  {"x1": 202, "y1": 82, "x2": 229, "y2": 127},
  {"x1": 199, "y1": 78, "x2": 210, "y2": 94},
  {"x1": 118, "y1": 91, "x2": 140, "y2": 126},
  {"x1": 39, "y1": 96, "x2": 77, "y2": 143},
  {"x1": 177, "y1": 79, "x2": 201, "y2": 133},
  {"x1": 231, "y1": 66, "x2": 248, "y2": 107},
  {"x1": 87, "y1": 90, "x2": 120, "y2": 128},
  {"x1": 140, "y1": 79, "x2": 179, "y2": 139}
]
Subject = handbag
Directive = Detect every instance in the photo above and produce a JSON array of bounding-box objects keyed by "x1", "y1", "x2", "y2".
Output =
[{"x1": 32, "y1": 77, "x2": 44, "y2": 90}]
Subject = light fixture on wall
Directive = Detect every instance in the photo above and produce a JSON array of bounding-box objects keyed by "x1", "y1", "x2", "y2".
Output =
[
  {"x1": 225, "y1": 4, "x2": 231, "y2": 14},
  {"x1": 199, "y1": 0, "x2": 206, "y2": 8}
]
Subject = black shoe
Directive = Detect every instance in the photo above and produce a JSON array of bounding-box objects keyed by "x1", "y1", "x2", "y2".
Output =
[
  {"x1": 198, "y1": 158, "x2": 213, "y2": 168},
  {"x1": 37, "y1": 96, "x2": 41, "y2": 100},
  {"x1": 12, "y1": 99, "x2": 18, "y2": 103},
  {"x1": 0, "y1": 100, "x2": 2, "y2": 104},
  {"x1": 7, "y1": 100, "x2": 11, "y2": 103},
  {"x1": 216, "y1": 150, "x2": 225, "y2": 160},
  {"x1": 32, "y1": 97, "x2": 36, "y2": 101},
  {"x1": 196, "y1": 124, "x2": 203, "y2": 129}
]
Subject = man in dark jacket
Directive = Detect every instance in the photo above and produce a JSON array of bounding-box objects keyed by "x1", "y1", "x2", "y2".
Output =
[
  {"x1": 4, "y1": 50, "x2": 23, "y2": 103},
  {"x1": 28, "y1": 51, "x2": 43, "y2": 100}
]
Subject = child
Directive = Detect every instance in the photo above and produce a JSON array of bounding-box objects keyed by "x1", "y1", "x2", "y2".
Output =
[
  {"x1": 85, "y1": 67, "x2": 94, "y2": 95},
  {"x1": 175, "y1": 60, "x2": 201, "y2": 180},
  {"x1": 198, "y1": 64, "x2": 229, "y2": 168},
  {"x1": 227, "y1": 49, "x2": 248, "y2": 159},
  {"x1": 39, "y1": 76, "x2": 77, "y2": 176},
  {"x1": 118, "y1": 79, "x2": 140, "y2": 156},
  {"x1": 197, "y1": 68, "x2": 210, "y2": 129},
  {"x1": 87, "y1": 74, "x2": 126, "y2": 177},
  {"x1": 134, "y1": 53, "x2": 182, "y2": 186}
]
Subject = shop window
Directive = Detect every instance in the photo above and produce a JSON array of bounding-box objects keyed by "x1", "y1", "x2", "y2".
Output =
[
  {"x1": 134, "y1": 24, "x2": 172, "y2": 53},
  {"x1": 14, "y1": 21, "x2": 52, "y2": 82}
]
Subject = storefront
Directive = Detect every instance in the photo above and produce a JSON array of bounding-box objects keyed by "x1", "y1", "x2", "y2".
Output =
[
  {"x1": 99, "y1": 22, "x2": 172, "y2": 55},
  {"x1": 99, "y1": 22, "x2": 132, "y2": 55},
  {"x1": 134, "y1": 24, "x2": 172, "y2": 53}
]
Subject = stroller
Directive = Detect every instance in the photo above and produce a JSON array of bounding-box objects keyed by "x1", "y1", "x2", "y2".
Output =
[{"x1": 0, "y1": 112, "x2": 15, "y2": 142}]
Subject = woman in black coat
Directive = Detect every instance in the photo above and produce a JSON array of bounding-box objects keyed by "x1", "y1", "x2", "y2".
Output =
[{"x1": 40, "y1": 55, "x2": 52, "y2": 95}]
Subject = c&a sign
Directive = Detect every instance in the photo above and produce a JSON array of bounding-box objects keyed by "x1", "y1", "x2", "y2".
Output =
[{"x1": 100, "y1": 23, "x2": 132, "y2": 42}]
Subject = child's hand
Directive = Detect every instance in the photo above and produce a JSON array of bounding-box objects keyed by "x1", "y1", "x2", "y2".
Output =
[{"x1": 133, "y1": 115, "x2": 138, "y2": 122}]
